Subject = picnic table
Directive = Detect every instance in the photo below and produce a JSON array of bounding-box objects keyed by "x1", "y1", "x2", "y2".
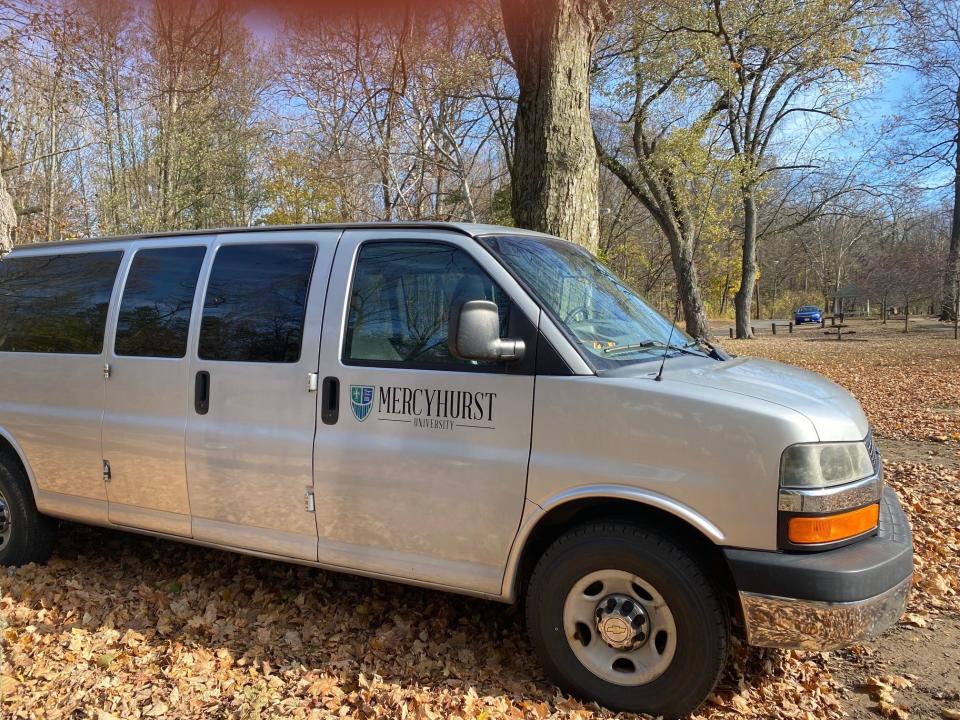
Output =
[{"x1": 823, "y1": 323, "x2": 856, "y2": 340}]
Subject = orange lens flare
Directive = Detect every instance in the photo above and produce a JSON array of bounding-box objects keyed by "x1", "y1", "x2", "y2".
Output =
[{"x1": 787, "y1": 504, "x2": 880, "y2": 544}]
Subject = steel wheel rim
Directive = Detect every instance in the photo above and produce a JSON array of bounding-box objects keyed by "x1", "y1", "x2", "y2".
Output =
[
  {"x1": 0, "y1": 488, "x2": 11, "y2": 549},
  {"x1": 562, "y1": 569, "x2": 677, "y2": 686}
]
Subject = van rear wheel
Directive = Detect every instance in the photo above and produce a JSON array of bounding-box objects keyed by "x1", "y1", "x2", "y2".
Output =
[
  {"x1": 525, "y1": 521, "x2": 729, "y2": 719},
  {"x1": 0, "y1": 455, "x2": 56, "y2": 566}
]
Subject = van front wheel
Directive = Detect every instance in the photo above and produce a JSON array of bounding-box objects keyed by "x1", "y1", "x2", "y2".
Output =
[
  {"x1": 0, "y1": 455, "x2": 56, "y2": 566},
  {"x1": 525, "y1": 522, "x2": 729, "y2": 719}
]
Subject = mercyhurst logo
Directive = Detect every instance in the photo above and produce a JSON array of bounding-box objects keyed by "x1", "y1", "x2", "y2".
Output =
[
  {"x1": 348, "y1": 384, "x2": 497, "y2": 430},
  {"x1": 350, "y1": 385, "x2": 375, "y2": 421}
]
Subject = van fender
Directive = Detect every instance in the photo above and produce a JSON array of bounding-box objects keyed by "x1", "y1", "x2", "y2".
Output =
[
  {"x1": 500, "y1": 484, "x2": 727, "y2": 602},
  {"x1": 0, "y1": 426, "x2": 41, "y2": 499}
]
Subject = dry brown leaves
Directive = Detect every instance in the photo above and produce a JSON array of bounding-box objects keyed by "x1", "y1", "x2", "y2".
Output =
[
  {"x1": 886, "y1": 462, "x2": 960, "y2": 616},
  {"x1": 0, "y1": 529, "x2": 850, "y2": 720},
  {"x1": 862, "y1": 675, "x2": 914, "y2": 719},
  {"x1": 0, "y1": 319, "x2": 957, "y2": 719}
]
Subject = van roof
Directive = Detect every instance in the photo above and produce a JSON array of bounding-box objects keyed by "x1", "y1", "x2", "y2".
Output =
[{"x1": 9, "y1": 221, "x2": 559, "y2": 253}]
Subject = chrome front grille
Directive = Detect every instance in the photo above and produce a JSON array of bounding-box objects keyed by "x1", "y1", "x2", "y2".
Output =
[{"x1": 865, "y1": 427, "x2": 881, "y2": 472}]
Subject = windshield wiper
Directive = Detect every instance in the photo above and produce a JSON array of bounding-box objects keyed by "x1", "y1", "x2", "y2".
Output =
[
  {"x1": 683, "y1": 337, "x2": 730, "y2": 360},
  {"x1": 602, "y1": 340, "x2": 709, "y2": 358}
]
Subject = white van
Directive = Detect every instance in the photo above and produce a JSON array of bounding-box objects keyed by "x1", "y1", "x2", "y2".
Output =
[{"x1": 0, "y1": 223, "x2": 912, "y2": 718}]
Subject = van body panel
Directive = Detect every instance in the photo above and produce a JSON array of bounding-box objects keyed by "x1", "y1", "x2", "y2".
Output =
[
  {"x1": 526, "y1": 375, "x2": 819, "y2": 552},
  {"x1": 0, "y1": 361, "x2": 106, "y2": 501},
  {"x1": 184, "y1": 230, "x2": 338, "y2": 561},
  {"x1": 312, "y1": 229, "x2": 537, "y2": 595},
  {"x1": 0, "y1": 427, "x2": 39, "y2": 496},
  {"x1": 0, "y1": 244, "x2": 127, "y2": 503},
  {"x1": 106, "y1": 503, "x2": 189, "y2": 536},
  {"x1": 35, "y1": 489, "x2": 109, "y2": 525},
  {"x1": 101, "y1": 239, "x2": 209, "y2": 537},
  {"x1": 665, "y1": 356, "x2": 869, "y2": 442}
]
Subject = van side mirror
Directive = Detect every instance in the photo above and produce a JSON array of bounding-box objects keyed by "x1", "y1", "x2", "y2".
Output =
[{"x1": 449, "y1": 300, "x2": 525, "y2": 362}]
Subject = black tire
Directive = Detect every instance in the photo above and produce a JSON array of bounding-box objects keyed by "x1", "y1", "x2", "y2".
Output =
[
  {"x1": 525, "y1": 522, "x2": 729, "y2": 719},
  {"x1": 0, "y1": 453, "x2": 56, "y2": 566}
]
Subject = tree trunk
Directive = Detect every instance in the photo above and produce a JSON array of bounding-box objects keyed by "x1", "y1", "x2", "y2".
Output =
[
  {"x1": 500, "y1": 0, "x2": 607, "y2": 252},
  {"x1": 734, "y1": 191, "x2": 758, "y2": 338},
  {"x1": 941, "y1": 85, "x2": 960, "y2": 321},
  {"x1": 594, "y1": 148, "x2": 711, "y2": 338},
  {"x1": 159, "y1": 83, "x2": 179, "y2": 229},
  {"x1": 668, "y1": 231, "x2": 710, "y2": 339},
  {"x1": 719, "y1": 270, "x2": 730, "y2": 315},
  {"x1": 0, "y1": 172, "x2": 16, "y2": 254}
]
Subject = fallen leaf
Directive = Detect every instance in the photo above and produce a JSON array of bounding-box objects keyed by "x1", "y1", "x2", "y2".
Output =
[
  {"x1": 144, "y1": 702, "x2": 169, "y2": 717},
  {"x1": 877, "y1": 699, "x2": 910, "y2": 719},
  {"x1": 882, "y1": 675, "x2": 914, "y2": 690},
  {"x1": 0, "y1": 675, "x2": 19, "y2": 697}
]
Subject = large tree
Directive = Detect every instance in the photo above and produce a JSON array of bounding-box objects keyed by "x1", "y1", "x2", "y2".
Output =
[
  {"x1": 500, "y1": 0, "x2": 609, "y2": 251},
  {"x1": 593, "y1": 5, "x2": 728, "y2": 339},
  {"x1": 683, "y1": 0, "x2": 890, "y2": 337},
  {"x1": 899, "y1": 0, "x2": 960, "y2": 320}
]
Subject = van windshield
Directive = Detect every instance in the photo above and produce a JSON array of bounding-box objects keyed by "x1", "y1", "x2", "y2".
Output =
[{"x1": 480, "y1": 235, "x2": 693, "y2": 369}]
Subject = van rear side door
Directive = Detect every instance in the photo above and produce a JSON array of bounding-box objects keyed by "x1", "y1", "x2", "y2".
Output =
[
  {"x1": 313, "y1": 229, "x2": 539, "y2": 595},
  {"x1": 184, "y1": 230, "x2": 337, "y2": 561},
  {"x1": 101, "y1": 240, "x2": 208, "y2": 537},
  {"x1": 0, "y1": 248, "x2": 124, "y2": 509}
]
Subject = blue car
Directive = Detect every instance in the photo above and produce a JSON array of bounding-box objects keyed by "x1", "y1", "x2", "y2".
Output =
[{"x1": 794, "y1": 305, "x2": 823, "y2": 324}]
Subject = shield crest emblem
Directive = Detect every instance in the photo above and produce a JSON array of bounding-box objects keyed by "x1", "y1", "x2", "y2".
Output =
[{"x1": 350, "y1": 385, "x2": 374, "y2": 422}]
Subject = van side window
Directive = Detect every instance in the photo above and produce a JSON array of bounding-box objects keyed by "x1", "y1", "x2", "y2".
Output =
[
  {"x1": 115, "y1": 246, "x2": 206, "y2": 358},
  {"x1": 0, "y1": 251, "x2": 123, "y2": 354},
  {"x1": 198, "y1": 243, "x2": 316, "y2": 363},
  {"x1": 344, "y1": 242, "x2": 509, "y2": 368}
]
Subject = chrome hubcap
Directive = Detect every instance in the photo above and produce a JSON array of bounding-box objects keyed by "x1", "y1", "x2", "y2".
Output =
[
  {"x1": 595, "y1": 593, "x2": 649, "y2": 650},
  {"x1": 0, "y1": 489, "x2": 11, "y2": 548},
  {"x1": 563, "y1": 569, "x2": 677, "y2": 686}
]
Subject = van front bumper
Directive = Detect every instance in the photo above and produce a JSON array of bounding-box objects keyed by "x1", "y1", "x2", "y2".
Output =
[{"x1": 723, "y1": 487, "x2": 913, "y2": 651}]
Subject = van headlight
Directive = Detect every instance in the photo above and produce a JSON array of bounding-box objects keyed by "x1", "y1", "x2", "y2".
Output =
[{"x1": 780, "y1": 442, "x2": 874, "y2": 489}]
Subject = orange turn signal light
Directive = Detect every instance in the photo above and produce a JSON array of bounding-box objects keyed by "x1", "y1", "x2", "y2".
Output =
[{"x1": 787, "y1": 503, "x2": 879, "y2": 544}]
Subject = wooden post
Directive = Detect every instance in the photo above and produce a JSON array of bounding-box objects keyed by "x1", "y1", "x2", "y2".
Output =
[
  {"x1": 729, "y1": 327, "x2": 734, "y2": 339},
  {"x1": 771, "y1": 322, "x2": 777, "y2": 335},
  {"x1": 789, "y1": 322, "x2": 793, "y2": 333}
]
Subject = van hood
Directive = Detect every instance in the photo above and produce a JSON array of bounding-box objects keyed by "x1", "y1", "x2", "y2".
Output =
[{"x1": 662, "y1": 356, "x2": 868, "y2": 442}]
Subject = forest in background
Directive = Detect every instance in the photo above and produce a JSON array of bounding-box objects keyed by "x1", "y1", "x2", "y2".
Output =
[{"x1": 0, "y1": 0, "x2": 958, "y2": 338}]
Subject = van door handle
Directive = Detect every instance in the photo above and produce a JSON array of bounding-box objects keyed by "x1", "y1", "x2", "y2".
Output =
[
  {"x1": 321, "y1": 376, "x2": 339, "y2": 425},
  {"x1": 195, "y1": 371, "x2": 210, "y2": 415}
]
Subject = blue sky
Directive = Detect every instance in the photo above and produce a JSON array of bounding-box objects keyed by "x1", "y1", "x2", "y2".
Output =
[
  {"x1": 238, "y1": 4, "x2": 939, "y2": 198},
  {"x1": 241, "y1": 5, "x2": 918, "y2": 129}
]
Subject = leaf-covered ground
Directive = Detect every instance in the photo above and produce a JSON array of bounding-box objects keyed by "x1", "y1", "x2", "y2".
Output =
[{"x1": 2, "y1": 317, "x2": 959, "y2": 719}]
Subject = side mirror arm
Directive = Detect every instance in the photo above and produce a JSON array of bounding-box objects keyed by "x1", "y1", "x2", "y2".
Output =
[{"x1": 489, "y1": 337, "x2": 525, "y2": 362}]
